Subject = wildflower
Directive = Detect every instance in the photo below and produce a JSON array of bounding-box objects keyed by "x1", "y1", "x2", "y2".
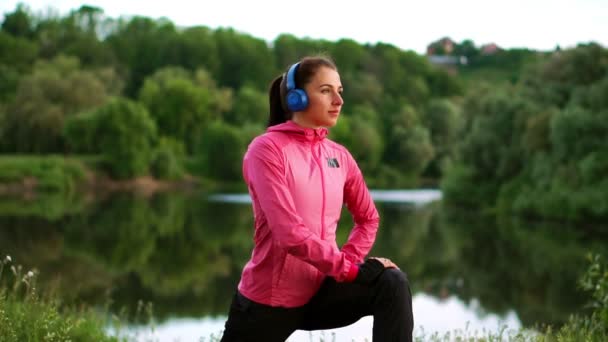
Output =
[
  {"x1": 4, "y1": 255, "x2": 10, "y2": 263},
  {"x1": 27, "y1": 271, "x2": 34, "y2": 278}
]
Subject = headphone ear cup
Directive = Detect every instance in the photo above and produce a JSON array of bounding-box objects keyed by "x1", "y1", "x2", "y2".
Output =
[{"x1": 286, "y1": 88, "x2": 309, "y2": 112}]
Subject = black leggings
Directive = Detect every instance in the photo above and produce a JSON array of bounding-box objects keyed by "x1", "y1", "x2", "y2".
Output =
[{"x1": 220, "y1": 268, "x2": 414, "y2": 342}]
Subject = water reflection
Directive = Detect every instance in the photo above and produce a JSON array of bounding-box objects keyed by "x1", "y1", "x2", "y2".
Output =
[
  {"x1": 0, "y1": 190, "x2": 606, "y2": 338},
  {"x1": 208, "y1": 189, "x2": 442, "y2": 206}
]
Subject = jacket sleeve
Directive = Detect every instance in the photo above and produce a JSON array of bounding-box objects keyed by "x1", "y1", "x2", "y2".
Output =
[
  {"x1": 244, "y1": 138, "x2": 358, "y2": 282},
  {"x1": 340, "y1": 150, "x2": 380, "y2": 264}
]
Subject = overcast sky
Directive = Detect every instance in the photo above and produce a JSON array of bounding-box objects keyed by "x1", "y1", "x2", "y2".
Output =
[{"x1": 1, "y1": 0, "x2": 606, "y2": 54}]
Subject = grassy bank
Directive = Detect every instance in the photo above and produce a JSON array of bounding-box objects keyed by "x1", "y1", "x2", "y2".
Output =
[
  {"x1": 0, "y1": 155, "x2": 205, "y2": 198},
  {"x1": 0, "y1": 155, "x2": 88, "y2": 195},
  {"x1": 3, "y1": 252, "x2": 605, "y2": 342},
  {"x1": 0, "y1": 256, "x2": 120, "y2": 341}
]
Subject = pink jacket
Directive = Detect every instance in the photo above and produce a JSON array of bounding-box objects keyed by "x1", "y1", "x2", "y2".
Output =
[{"x1": 237, "y1": 120, "x2": 380, "y2": 307}]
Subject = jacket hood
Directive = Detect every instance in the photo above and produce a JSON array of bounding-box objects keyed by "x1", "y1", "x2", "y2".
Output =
[{"x1": 267, "y1": 120, "x2": 328, "y2": 141}]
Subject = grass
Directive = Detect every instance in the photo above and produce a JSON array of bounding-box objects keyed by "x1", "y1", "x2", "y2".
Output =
[
  {"x1": 0, "y1": 155, "x2": 87, "y2": 194},
  {"x1": 1, "y1": 253, "x2": 606, "y2": 342},
  {"x1": 0, "y1": 255, "x2": 120, "y2": 342}
]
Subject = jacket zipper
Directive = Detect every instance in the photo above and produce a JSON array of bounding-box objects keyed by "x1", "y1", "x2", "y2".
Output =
[{"x1": 311, "y1": 138, "x2": 326, "y2": 239}]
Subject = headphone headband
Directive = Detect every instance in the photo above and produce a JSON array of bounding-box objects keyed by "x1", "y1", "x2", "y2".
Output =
[{"x1": 286, "y1": 62, "x2": 300, "y2": 91}]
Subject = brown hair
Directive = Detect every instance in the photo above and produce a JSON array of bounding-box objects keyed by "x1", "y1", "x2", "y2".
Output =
[{"x1": 267, "y1": 56, "x2": 338, "y2": 127}]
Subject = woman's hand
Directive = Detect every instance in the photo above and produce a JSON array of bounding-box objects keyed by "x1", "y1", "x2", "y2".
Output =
[
  {"x1": 369, "y1": 257, "x2": 399, "y2": 269},
  {"x1": 353, "y1": 257, "x2": 399, "y2": 284}
]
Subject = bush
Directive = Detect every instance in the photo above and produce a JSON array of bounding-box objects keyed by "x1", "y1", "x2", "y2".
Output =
[
  {"x1": 63, "y1": 110, "x2": 101, "y2": 154},
  {"x1": 579, "y1": 254, "x2": 608, "y2": 333},
  {"x1": 150, "y1": 137, "x2": 186, "y2": 181},
  {"x1": 66, "y1": 98, "x2": 158, "y2": 179}
]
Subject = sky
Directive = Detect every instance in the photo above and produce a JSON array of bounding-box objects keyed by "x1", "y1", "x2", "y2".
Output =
[{"x1": 1, "y1": 0, "x2": 606, "y2": 54}]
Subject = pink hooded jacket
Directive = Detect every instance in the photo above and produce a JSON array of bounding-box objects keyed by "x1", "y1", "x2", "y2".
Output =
[{"x1": 237, "y1": 120, "x2": 380, "y2": 308}]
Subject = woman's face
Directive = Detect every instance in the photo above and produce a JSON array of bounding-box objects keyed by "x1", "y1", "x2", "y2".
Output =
[{"x1": 294, "y1": 66, "x2": 344, "y2": 128}]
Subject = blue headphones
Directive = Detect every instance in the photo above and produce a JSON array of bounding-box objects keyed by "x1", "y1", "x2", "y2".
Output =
[{"x1": 285, "y1": 62, "x2": 309, "y2": 112}]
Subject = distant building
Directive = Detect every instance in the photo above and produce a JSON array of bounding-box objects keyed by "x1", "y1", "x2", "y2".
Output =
[
  {"x1": 426, "y1": 37, "x2": 469, "y2": 73},
  {"x1": 427, "y1": 55, "x2": 468, "y2": 66},
  {"x1": 426, "y1": 37, "x2": 455, "y2": 56},
  {"x1": 481, "y1": 43, "x2": 500, "y2": 55}
]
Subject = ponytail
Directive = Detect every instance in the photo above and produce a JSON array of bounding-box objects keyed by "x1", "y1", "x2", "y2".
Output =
[{"x1": 267, "y1": 75, "x2": 288, "y2": 127}]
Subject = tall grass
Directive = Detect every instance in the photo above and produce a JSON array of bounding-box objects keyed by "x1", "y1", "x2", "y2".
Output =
[
  {"x1": 0, "y1": 255, "x2": 120, "y2": 342},
  {"x1": 2, "y1": 253, "x2": 605, "y2": 341}
]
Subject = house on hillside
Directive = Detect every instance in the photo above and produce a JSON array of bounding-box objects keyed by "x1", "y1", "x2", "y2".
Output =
[
  {"x1": 426, "y1": 37, "x2": 455, "y2": 56},
  {"x1": 426, "y1": 37, "x2": 468, "y2": 73},
  {"x1": 481, "y1": 43, "x2": 500, "y2": 55}
]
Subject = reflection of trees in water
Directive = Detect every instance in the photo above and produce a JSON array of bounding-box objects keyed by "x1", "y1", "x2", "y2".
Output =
[
  {"x1": 406, "y1": 205, "x2": 605, "y2": 327},
  {"x1": 60, "y1": 192, "x2": 254, "y2": 320},
  {"x1": 323, "y1": 201, "x2": 604, "y2": 328},
  {"x1": 1, "y1": 195, "x2": 607, "y2": 327}
]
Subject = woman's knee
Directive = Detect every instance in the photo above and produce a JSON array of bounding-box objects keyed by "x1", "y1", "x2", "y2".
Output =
[{"x1": 378, "y1": 268, "x2": 410, "y2": 291}]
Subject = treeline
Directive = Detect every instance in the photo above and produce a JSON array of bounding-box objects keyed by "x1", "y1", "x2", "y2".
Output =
[
  {"x1": 2, "y1": 4, "x2": 607, "y2": 223},
  {"x1": 0, "y1": 4, "x2": 463, "y2": 187},
  {"x1": 442, "y1": 43, "x2": 608, "y2": 222}
]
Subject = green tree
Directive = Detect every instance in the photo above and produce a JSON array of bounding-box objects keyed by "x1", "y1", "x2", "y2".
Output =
[
  {"x1": 422, "y1": 99, "x2": 461, "y2": 177},
  {"x1": 0, "y1": 31, "x2": 38, "y2": 102},
  {"x1": 106, "y1": 16, "x2": 180, "y2": 96},
  {"x1": 197, "y1": 121, "x2": 245, "y2": 182},
  {"x1": 453, "y1": 39, "x2": 479, "y2": 59},
  {"x1": 177, "y1": 26, "x2": 220, "y2": 76},
  {"x1": 90, "y1": 98, "x2": 157, "y2": 178},
  {"x1": 0, "y1": 55, "x2": 115, "y2": 153},
  {"x1": 150, "y1": 137, "x2": 186, "y2": 181},
  {"x1": 138, "y1": 66, "x2": 230, "y2": 153},
  {"x1": 214, "y1": 28, "x2": 275, "y2": 90},
  {"x1": 385, "y1": 105, "x2": 435, "y2": 177},
  {"x1": 225, "y1": 85, "x2": 268, "y2": 126},
  {"x1": 1, "y1": 3, "x2": 34, "y2": 38}
]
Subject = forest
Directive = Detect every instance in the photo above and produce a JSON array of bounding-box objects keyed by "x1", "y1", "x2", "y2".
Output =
[{"x1": 1, "y1": 4, "x2": 607, "y2": 223}]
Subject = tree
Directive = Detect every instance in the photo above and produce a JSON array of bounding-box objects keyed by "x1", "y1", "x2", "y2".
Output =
[
  {"x1": 330, "y1": 38, "x2": 369, "y2": 73},
  {"x1": 106, "y1": 16, "x2": 180, "y2": 96},
  {"x1": 1, "y1": 3, "x2": 34, "y2": 38},
  {"x1": 214, "y1": 28, "x2": 275, "y2": 90},
  {"x1": 225, "y1": 85, "x2": 268, "y2": 126},
  {"x1": 422, "y1": 99, "x2": 461, "y2": 176},
  {"x1": 453, "y1": 39, "x2": 479, "y2": 59},
  {"x1": 197, "y1": 121, "x2": 245, "y2": 182},
  {"x1": 138, "y1": 66, "x2": 231, "y2": 153},
  {"x1": 385, "y1": 105, "x2": 435, "y2": 176},
  {"x1": 0, "y1": 31, "x2": 38, "y2": 102},
  {"x1": 177, "y1": 26, "x2": 220, "y2": 76},
  {"x1": 1, "y1": 55, "x2": 115, "y2": 153},
  {"x1": 90, "y1": 98, "x2": 157, "y2": 178}
]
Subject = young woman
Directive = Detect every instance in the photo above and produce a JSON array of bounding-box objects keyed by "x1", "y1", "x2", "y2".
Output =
[{"x1": 220, "y1": 56, "x2": 414, "y2": 342}]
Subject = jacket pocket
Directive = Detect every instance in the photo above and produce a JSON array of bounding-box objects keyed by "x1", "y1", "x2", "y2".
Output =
[{"x1": 276, "y1": 253, "x2": 320, "y2": 294}]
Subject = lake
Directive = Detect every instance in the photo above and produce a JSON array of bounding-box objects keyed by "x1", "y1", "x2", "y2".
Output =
[{"x1": 0, "y1": 189, "x2": 605, "y2": 341}]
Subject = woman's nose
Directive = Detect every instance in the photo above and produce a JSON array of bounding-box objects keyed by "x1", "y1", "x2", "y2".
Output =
[{"x1": 333, "y1": 92, "x2": 344, "y2": 105}]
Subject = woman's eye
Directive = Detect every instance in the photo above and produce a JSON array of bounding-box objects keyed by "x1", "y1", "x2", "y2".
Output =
[{"x1": 321, "y1": 89, "x2": 330, "y2": 94}]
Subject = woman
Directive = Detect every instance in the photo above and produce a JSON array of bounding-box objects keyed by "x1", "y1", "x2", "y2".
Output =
[{"x1": 220, "y1": 56, "x2": 414, "y2": 342}]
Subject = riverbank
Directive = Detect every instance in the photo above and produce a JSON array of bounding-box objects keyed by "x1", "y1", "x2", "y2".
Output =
[
  {"x1": 0, "y1": 155, "x2": 204, "y2": 198},
  {"x1": 1, "y1": 253, "x2": 606, "y2": 341}
]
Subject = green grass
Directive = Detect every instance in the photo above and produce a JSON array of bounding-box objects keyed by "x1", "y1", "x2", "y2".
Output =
[
  {"x1": 1, "y1": 252, "x2": 605, "y2": 342},
  {"x1": 0, "y1": 155, "x2": 88, "y2": 193},
  {"x1": 0, "y1": 256, "x2": 121, "y2": 342}
]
